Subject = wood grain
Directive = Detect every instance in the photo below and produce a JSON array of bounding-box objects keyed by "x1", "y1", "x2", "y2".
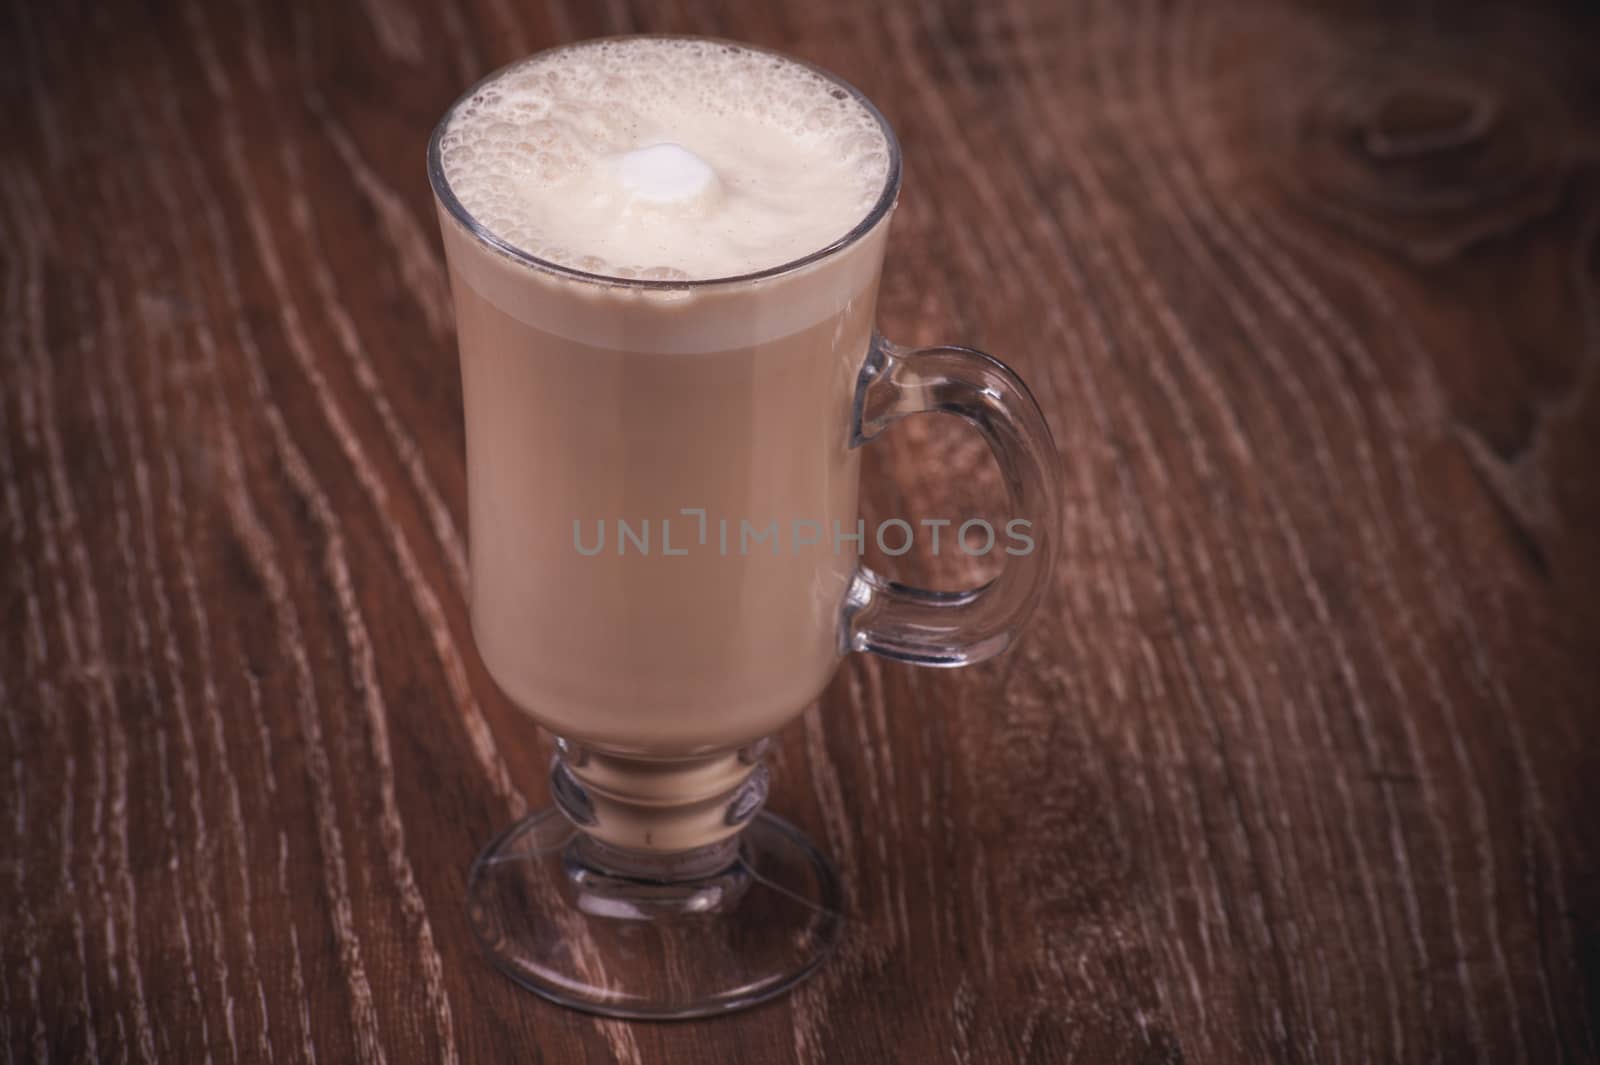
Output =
[{"x1": 3, "y1": 0, "x2": 1598, "y2": 1061}]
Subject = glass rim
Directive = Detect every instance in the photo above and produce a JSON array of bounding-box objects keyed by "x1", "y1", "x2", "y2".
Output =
[{"x1": 426, "y1": 34, "x2": 904, "y2": 291}]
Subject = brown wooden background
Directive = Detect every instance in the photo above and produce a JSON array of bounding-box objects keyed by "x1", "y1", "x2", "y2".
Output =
[{"x1": 4, "y1": 0, "x2": 1599, "y2": 1061}]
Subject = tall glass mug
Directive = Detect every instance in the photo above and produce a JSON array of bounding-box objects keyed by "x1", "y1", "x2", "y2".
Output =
[{"x1": 429, "y1": 36, "x2": 1060, "y2": 1018}]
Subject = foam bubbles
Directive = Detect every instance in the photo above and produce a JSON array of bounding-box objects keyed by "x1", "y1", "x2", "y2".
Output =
[{"x1": 439, "y1": 38, "x2": 892, "y2": 281}]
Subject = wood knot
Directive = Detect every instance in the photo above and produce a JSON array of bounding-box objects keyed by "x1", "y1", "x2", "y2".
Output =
[
  {"x1": 1360, "y1": 83, "x2": 1496, "y2": 160},
  {"x1": 1275, "y1": 48, "x2": 1570, "y2": 262}
]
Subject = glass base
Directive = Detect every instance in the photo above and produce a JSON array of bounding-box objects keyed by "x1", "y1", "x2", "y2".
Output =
[{"x1": 467, "y1": 808, "x2": 843, "y2": 1019}]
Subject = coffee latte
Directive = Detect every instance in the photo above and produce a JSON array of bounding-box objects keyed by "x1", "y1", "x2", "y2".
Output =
[{"x1": 434, "y1": 39, "x2": 896, "y2": 775}]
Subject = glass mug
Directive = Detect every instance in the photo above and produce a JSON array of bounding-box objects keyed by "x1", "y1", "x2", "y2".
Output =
[{"x1": 429, "y1": 36, "x2": 1060, "y2": 1018}]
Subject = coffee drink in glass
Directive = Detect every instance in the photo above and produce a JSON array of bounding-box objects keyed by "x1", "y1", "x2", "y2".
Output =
[{"x1": 430, "y1": 36, "x2": 1059, "y2": 1017}]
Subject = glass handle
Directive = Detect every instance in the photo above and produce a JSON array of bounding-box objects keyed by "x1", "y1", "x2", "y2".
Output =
[{"x1": 843, "y1": 334, "x2": 1062, "y2": 666}]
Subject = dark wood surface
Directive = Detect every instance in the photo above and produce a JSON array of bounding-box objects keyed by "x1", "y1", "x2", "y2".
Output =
[{"x1": 4, "y1": 0, "x2": 1599, "y2": 1061}]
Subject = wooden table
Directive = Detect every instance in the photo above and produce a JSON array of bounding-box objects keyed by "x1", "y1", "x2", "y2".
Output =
[{"x1": 5, "y1": 0, "x2": 1597, "y2": 1061}]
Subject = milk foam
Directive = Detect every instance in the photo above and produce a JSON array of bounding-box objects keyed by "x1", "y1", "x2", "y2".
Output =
[
  {"x1": 616, "y1": 143, "x2": 718, "y2": 205},
  {"x1": 438, "y1": 38, "x2": 892, "y2": 281}
]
